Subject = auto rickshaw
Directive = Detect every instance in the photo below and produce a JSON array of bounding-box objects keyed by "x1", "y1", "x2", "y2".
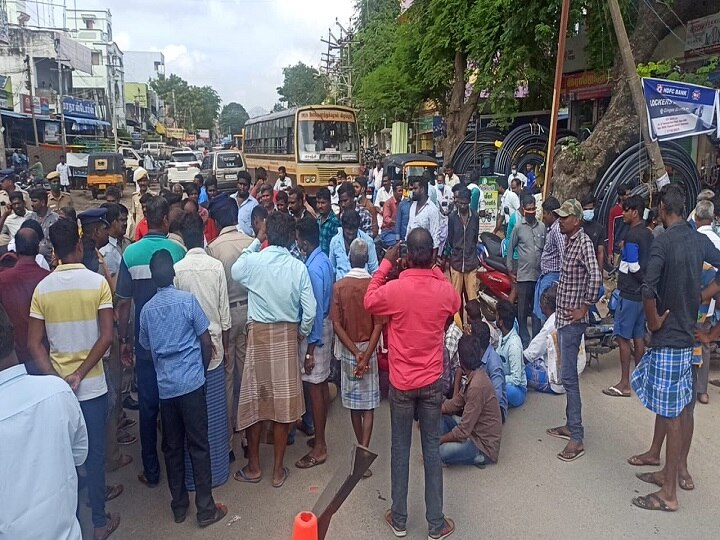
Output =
[
  {"x1": 87, "y1": 152, "x2": 125, "y2": 199},
  {"x1": 382, "y1": 153, "x2": 439, "y2": 194}
]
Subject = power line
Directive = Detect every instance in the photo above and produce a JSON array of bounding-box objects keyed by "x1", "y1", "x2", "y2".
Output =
[{"x1": 641, "y1": 0, "x2": 685, "y2": 46}]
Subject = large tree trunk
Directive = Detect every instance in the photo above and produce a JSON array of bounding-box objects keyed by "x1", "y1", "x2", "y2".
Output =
[
  {"x1": 440, "y1": 50, "x2": 481, "y2": 163},
  {"x1": 552, "y1": 0, "x2": 715, "y2": 201}
]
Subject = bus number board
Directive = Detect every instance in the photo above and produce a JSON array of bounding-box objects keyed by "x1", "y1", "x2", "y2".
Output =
[{"x1": 298, "y1": 110, "x2": 355, "y2": 122}]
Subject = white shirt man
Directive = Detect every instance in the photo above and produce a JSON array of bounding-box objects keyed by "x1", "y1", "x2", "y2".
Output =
[
  {"x1": 274, "y1": 174, "x2": 292, "y2": 193},
  {"x1": 508, "y1": 168, "x2": 528, "y2": 188},
  {"x1": 697, "y1": 224, "x2": 720, "y2": 251},
  {"x1": 56, "y1": 161, "x2": 70, "y2": 187},
  {"x1": 372, "y1": 166, "x2": 384, "y2": 192},
  {"x1": 445, "y1": 172, "x2": 460, "y2": 187},
  {"x1": 0, "y1": 363, "x2": 89, "y2": 539},
  {"x1": 406, "y1": 199, "x2": 441, "y2": 249},
  {"x1": 500, "y1": 189, "x2": 520, "y2": 225}
]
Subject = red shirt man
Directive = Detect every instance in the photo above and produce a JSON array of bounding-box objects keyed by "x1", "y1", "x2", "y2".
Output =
[
  {"x1": 364, "y1": 234, "x2": 460, "y2": 390},
  {"x1": 0, "y1": 236, "x2": 50, "y2": 368}
]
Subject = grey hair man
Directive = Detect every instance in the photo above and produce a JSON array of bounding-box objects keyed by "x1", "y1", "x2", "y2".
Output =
[{"x1": 349, "y1": 238, "x2": 369, "y2": 268}]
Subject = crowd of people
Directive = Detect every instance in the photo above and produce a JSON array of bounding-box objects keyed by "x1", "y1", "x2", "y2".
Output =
[{"x1": 1, "y1": 158, "x2": 719, "y2": 540}]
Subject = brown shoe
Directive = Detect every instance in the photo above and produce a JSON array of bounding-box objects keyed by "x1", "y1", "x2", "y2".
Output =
[{"x1": 429, "y1": 518, "x2": 455, "y2": 540}]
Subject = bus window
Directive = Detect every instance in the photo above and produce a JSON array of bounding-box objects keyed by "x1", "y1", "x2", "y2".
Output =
[{"x1": 298, "y1": 119, "x2": 359, "y2": 161}]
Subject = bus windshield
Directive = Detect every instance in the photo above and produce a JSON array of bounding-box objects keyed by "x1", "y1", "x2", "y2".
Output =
[{"x1": 298, "y1": 113, "x2": 359, "y2": 162}]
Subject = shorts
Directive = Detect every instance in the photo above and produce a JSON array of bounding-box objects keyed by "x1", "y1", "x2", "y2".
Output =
[{"x1": 613, "y1": 296, "x2": 646, "y2": 339}]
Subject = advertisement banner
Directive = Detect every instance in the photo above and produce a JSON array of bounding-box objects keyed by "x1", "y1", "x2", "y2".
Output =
[
  {"x1": 478, "y1": 176, "x2": 499, "y2": 233},
  {"x1": 685, "y1": 12, "x2": 720, "y2": 58},
  {"x1": 21, "y1": 95, "x2": 49, "y2": 115},
  {"x1": 197, "y1": 129, "x2": 210, "y2": 139},
  {"x1": 62, "y1": 97, "x2": 97, "y2": 119},
  {"x1": 642, "y1": 77, "x2": 720, "y2": 142},
  {"x1": 44, "y1": 123, "x2": 59, "y2": 143},
  {"x1": 166, "y1": 127, "x2": 185, "y2": 139}
]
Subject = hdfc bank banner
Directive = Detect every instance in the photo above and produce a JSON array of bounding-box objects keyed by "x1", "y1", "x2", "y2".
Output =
[{"x1": 642, "y1": 77, "x2": 719, "y2": 142}]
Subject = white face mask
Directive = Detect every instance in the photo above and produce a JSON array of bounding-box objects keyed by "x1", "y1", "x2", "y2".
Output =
[{"x1": 582, "y1": 209, "x2": 595, "y2": 221}]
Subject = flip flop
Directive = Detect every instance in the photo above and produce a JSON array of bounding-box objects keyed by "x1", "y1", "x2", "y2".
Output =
[
  {"x1": 602, "y1": 386, "x2": 630, "y2": 397},
  {"x1": 546, "y1": 427, "x2": 570, "y2": 441},
  {"x1": 636, "y1": 472, "x2": 664, "y2": 487},
  {"x1": 137, "y1": 472, "x2": 159, "y2": 488},
  {"x1": 627, "y1": 455, "x2": 661, "y2": 467},
  {"x1": 272, "y1": 467, "x2": 289, "y2": 488},
  {"x1": 632, "y1": 493, "x2": 677, "y2": 512},
  {"x1": 198, "y1": 503, "x2": 228, "y2": 527},
  {"x1": 709, "y1": 379, "x2": 720, "y2": 387},
  {"x1": 93, "y1": 513, "x2": 120, "y2": 540},
  {"x1": 557, "y1": 448, "x2": 585, "y2": 462},
  {"x1": 233, "y1": 468, "x2": 262, "y2": 484},
  {"x1": 295, "y1": 453, "x2": 327, "y2": 469}
]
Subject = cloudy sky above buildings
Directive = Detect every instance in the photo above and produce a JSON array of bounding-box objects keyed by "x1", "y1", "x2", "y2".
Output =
[{"x1": 36, "y1": 0, "x2": 355, "y2": 113}]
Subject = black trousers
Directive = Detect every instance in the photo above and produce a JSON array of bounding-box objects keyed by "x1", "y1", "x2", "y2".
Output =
[
  {"x1": 160, "y1": 385, "x2": 216, "y2": 522},
  {"x1": 516, "y1": 281, "x2": 541, "y2": 348}
]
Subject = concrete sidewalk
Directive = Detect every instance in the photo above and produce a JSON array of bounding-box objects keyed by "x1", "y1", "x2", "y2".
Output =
[{"x1": 89, "y1": 352, "x2": 720, "y2": 539}]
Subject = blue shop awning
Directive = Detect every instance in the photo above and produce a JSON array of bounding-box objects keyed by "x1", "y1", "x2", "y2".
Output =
[
  {"x1": 1, "y1": 110, "x2": 56, "y2": 122},
  {"x1": 65, "y1": 115, "x2": 111, "y2": 127}
]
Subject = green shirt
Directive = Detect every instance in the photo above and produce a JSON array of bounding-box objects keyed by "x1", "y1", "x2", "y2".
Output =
[{"x1": 29, "y1": 162, "x2": 44, "y2": 178}]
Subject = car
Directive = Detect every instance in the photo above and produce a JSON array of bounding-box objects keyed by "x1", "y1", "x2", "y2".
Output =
[
  {"x1": 199, "y1": 150, "x2": 246, "y2": 192},
  {"x1": 165, "y1": 150, "x2": 201, "y2": 187}
]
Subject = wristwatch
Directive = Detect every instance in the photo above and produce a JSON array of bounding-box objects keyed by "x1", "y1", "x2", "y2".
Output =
[{"x1": 305, "y1": 353, "x2": 313, "y2": 360}]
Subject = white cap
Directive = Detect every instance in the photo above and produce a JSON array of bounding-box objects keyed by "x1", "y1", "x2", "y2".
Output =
[{"x1": 133, "y1": 167, "x2": 148, "y2": 183}]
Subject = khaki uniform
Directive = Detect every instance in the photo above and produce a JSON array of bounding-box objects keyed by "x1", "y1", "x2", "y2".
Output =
[
  {"x1": 0, "y1": 188, "x2": 32, "y2": 210},
  {"x1": 47, "y1": 191, "x2": 74, "y2": 214}
]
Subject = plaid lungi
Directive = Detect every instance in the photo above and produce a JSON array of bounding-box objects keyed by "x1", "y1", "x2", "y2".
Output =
[
  {"x1": 299, "y1": 319, "x2": 334, "y2": 384},
  {"x1": 237, "y1": 321, "x2": 304, "y2": 430},
  {"x1": 185, "y1": 365, "x2": 229, "y2": 489},
  {"x1": 339, "y1": 341, "x2": 380, "y2": 410},
  {"x1": 631, "y1": 347, "x2": 693, "y2": 418}
]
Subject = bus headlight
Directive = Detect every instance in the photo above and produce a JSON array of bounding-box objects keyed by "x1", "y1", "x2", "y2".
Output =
[{"x1": 302, "y1": 175, "x2": 317, "y2": 183}]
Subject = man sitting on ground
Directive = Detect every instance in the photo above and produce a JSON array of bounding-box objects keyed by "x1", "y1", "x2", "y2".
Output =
[
  {"x1": 440, "y1": 334, "x2": 502, "y2": 467},
  {"x1": 496, "y1": 299, "x2": 527, "y2": 408}
]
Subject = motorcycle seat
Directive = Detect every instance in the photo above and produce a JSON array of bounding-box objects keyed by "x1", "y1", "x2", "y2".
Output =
[{"x1": 485, "y1": 256, "x2": 508, "y2": 274}]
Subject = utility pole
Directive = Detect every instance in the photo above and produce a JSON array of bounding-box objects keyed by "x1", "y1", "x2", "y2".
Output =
[
  {"x1": 25, "y1": 55, "x2": 39, "y2": 146},
  {"x1": 542, "y1": 0, "x2": 570, "y2": 200},
  {"x1": 0, "y1": 105, "x2": 6, "y2": 168},
  {"x1": 607, "y1": 0, "x2": 667, "y2": 185},
  {"x1": 55, "y1": 38, "x2": 67, "y2": 157}
]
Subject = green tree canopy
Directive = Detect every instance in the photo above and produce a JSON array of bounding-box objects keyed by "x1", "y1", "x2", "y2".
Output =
[
  {"x1": 219, "y1": 102, "x2": 250, "y2": 135},
  {"x1": 150, "y1": 74, "x2": 221, "y2": 131},
  {"x1": 276, "y1": 62, "x2": 327, "y2": 107}
]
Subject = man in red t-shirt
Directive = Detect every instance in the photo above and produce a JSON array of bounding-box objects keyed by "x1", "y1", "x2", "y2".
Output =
[
  {"x1": 364, "y1": 227, "x2": 460, "y2": 540},
  {"x1": 607, "y1": 186, "x2": 630, "y2": 261}
]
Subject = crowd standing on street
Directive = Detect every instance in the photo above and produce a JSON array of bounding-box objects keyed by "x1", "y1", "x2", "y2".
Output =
[{"x1": 3, "y1": 155, "x2": 720, "y2": 540}]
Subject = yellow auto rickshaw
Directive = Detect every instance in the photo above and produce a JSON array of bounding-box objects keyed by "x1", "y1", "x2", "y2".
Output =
[
  {"x1": 383, "y1": 153, "x2": 439, "y2": 196},
  {"x1": 87, "y1": 152, "x2": 125, "y2": 199}
]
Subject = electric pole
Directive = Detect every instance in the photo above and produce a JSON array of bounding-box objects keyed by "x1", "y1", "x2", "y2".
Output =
[
  {"x1": 25, "y1": 55, "x2": 39, "y2": 146},
  {"x1": 543, "y1": 0, "x2": 571, "y2": 200},
  {"x1": 607, "y1": 0, "x2": 667, "y2": 185}
]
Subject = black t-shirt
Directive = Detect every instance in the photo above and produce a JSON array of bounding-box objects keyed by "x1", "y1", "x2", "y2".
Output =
[
  {"x1": 581, "y1": 219, "x2": 606, "y2": 256},
  {"x1": 617, "y1": 223, "x2": 654, "y2": 301}
]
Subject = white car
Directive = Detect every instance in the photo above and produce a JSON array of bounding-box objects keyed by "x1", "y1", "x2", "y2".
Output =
[{"x1": 166, "y1": 151, "x2": 201, "y2": 186}]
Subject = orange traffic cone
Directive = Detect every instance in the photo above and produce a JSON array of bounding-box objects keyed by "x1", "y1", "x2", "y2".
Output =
[{"x1": 292, "y1": 511, "x2": 318, "y2": 540}]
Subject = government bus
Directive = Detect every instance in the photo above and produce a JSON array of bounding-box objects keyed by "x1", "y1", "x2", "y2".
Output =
[{"x1": 242, "y1": 105, "x2": 361, "y2": 195}]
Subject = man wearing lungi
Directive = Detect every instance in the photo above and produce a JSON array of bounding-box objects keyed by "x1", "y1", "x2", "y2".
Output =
[
  {"x1": 294, "y1": 216, "x2": 335, "y2": 469},
  {"x1": 630, "y1": 184, "x2": 720, "y2": 512},
  {"x1": 231, "y1": 212, "x2": 316, "y2": 488}
]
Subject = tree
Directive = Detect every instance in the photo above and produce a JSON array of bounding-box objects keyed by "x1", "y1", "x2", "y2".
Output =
[
  {"x1": 276, "y1": 62, "x2": 327, "y2": 107},
  {"x1": 552, "y1": 0, "x2": 719, "y2": 200},
  {"x1": 219, "y1": 102, "x2": 250, "y2": 135},
  {"x1": 150, "y1": 74, "x2": 221, "y2": 131},
  {"x1": 271, "y1": 102, "x2": 286, "y2": 113}
]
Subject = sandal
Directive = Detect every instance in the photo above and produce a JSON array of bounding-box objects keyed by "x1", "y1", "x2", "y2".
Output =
[
  {"x1": 627, "y1": 454, "x2": 661, "y2": 467},
  {"x1": 557, "y1": 447, "x2": 585, "y2": 462},
  {"x1": 295, "y1": 453, "x2": 327, "y2": 469},
  {"x1": 137, "y1": 472, "x2": 159, "y2": 488},
  {"x1": 233, "y1": 468, "x2": 262, "y2": 484},
  {"x1": 546, "y1": 426, "x2": 570, "y2": 441},
  {"x1": 94, "y1": 512, "x2": 120, "y2": 540},
  {"x1": 602, "y1": 386, "x2": 630, "y2": 397},
  {"x1": 117, "y1": 432, "x2": 137, "y2": 445},
  {"x1": 198, "y1": 503, "x2": 227, "y2": 527},
  {"x1": 118, "y1": 417, "x2": 137, "y2": 430},
  {"x1": 636, "y1": 472, "x2": 663, "y2": 487},
  {"x1": 105, "y1": 484, "x2": 124, "y2": 501},
  {"x1": 272, "y1": 467, "x2": 289, "y2": 488},
  {"x1": 632, "y1": 493, "x2": 677, "y2": 512}
]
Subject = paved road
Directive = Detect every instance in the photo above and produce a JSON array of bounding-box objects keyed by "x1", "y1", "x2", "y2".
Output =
[{"x1": 80, "y1": 350, "x2": 720, "y2": 540}]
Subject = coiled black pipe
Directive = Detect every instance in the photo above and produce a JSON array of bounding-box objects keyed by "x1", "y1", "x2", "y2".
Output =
[
  {"x1": 494, "y1": 123, "x2": 576, "y2": 178},
  {"x1": 592, "y1": 140, "x2": 701, "y2": 227},
  {"x1": 450, "y1": 127, "x2": 504, "y2": 178}
]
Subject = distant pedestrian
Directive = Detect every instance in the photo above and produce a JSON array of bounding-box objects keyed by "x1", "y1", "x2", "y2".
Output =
[{"x1": 56, "y1": 155, "x2": 70, "y2": 192}]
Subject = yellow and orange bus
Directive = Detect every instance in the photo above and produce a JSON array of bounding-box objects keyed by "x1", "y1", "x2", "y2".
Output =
[{"x1": 242, "y1": 105, "x2": 361, "y2": 195}]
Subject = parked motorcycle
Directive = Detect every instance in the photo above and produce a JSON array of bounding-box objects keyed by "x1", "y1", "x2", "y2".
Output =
[{"x1": 476, "y1": 232, "x2": 512, "y2": 314}]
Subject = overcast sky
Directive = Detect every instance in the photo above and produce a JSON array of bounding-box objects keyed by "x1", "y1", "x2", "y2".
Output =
[{"x1": 51, "y1": 0, "x2": 355, "y2": 112}]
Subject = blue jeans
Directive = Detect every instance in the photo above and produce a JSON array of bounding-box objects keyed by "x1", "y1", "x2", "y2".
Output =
[
  {"x1": 559, "y1": 323, "x2": 587, "y2": 443},
  {"x1": 506, "y1": 383, "x2": 527, "y2": 408},
  {"x1": 136, "y1": 350, "x2": 161, "y2": 484},
  {"x1": 533, "y1": 272, "x2": 560, "y2": 322},
  {"x1": 79, "y1": 394, "x2": 108, "y2": 529},
  {"x1": 389, "y1": 379, "x2": 445, "y2": 536},
  {"x1": 439, "y1": 415, "x2": 485, "y2": 466}
]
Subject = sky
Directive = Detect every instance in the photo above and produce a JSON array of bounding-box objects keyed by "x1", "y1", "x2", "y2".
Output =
[{"x1": 31, "y1": 0, "x2": 355, "y2": 113}]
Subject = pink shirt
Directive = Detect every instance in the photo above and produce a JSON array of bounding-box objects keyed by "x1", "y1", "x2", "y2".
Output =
[{"x1": 364, "y1": 259, "x2": 460, "y2": 391}]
